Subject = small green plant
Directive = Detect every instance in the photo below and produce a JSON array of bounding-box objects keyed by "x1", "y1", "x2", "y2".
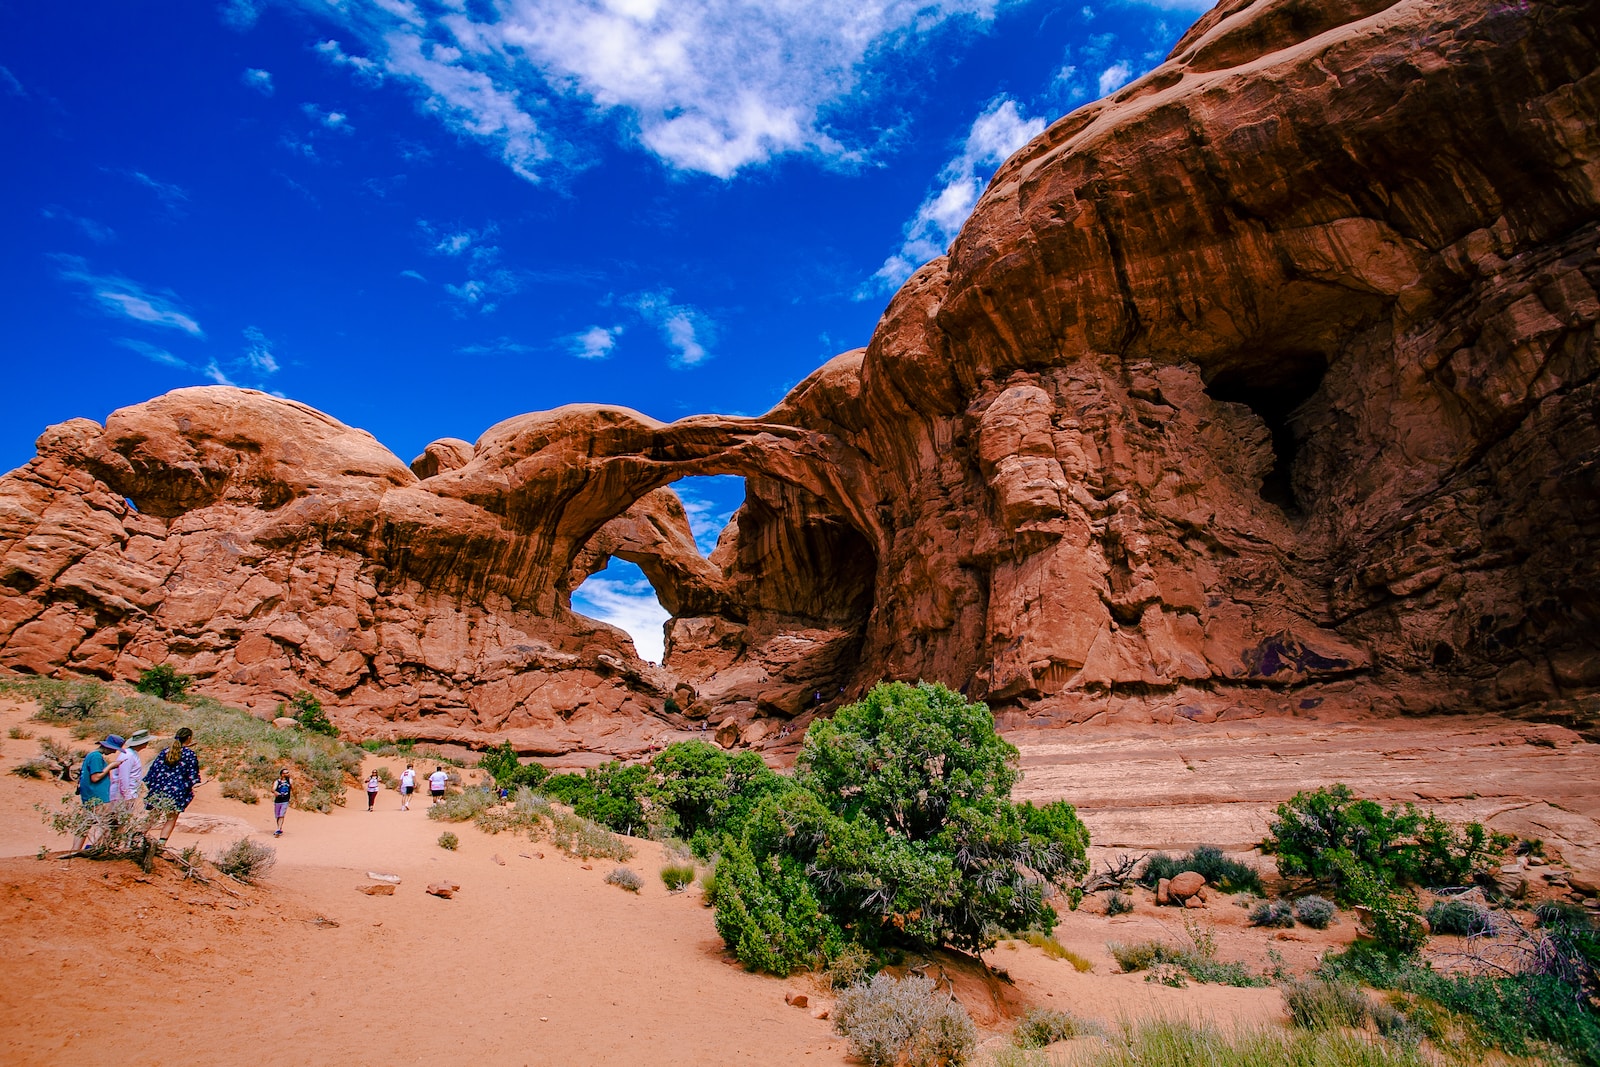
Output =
[
  {"x1": 213, "y1": 837, "x2": 276, "y2": 883},
  {"x1": 1284, "y1": 978, "x2": 1370, "y2": 1030},
  {"x1": 1013, "y1": 1007, "x2": 1087, "y2": 1049},
  {"x1": 661, "y1": 862, "x2": 696, "y2": 891},
  {"x1": 10, "y1": 760, "x2": 49, "y2": 779},
  {"x1": 833, "y1": 973, "x2": 977, "y2": 1067},
  {"x1": 219, "y1": 779, "x2": 258, "y2": 804},
  {"x1": 8, "y1": 726, "x2": 32, "y2": 739},
  {"x1": 1294, "y1": 895, "x2": 1337, "y2": 929},
  {"x1": 427, "y1": 787, "x2": 498, "y2": 823},
  {"x1": 135, "y1": 664, "x2": 192, "y2": 701},
  {"x1": 437, "y1": 831, "x2": 459, "y2": 851},
  {"x1": 1075, "y1": 1018, "x2": 1426, "y2": 1067},
  {"x1": 1022, "y1": 930, "x2": 1092, "y2": 971},
  {"x1": 1109, "y1": 922, "x2": 1266, "y2": 988},
  {"x1": 1425, "y1": 898, "x2": 1491, "y2": 937},
  {"x1": 36, "y1": 683, "x2": 109, "y2": 721},
  {"x1": 285, "y1": 691, "x2": 338, "y2": 737},
  {"x1": 476, "y1": 741, "x2": 550, "y2": 792},
  {"x1": 1250, "y1": 899, "x2": 1296, "y2": 928},
  {"x1": 1104, "y1": 891, "x2": 1133, "y2": 916},
  {"x1": 827, "y1": 942, "x2": 875, "y2": 990},
  {"x1": 605, "y1": 866, "x2": 643, "y2": 892}
]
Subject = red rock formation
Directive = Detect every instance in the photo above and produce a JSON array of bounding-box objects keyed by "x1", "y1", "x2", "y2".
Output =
[{"x1": 1, "y1": 0, "x2": 1596, "y2": 749}]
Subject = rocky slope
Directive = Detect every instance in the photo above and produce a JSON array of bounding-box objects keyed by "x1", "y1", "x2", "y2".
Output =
[{"x1": 2, "y1": 0, "x2": 1597, "y2": 751}]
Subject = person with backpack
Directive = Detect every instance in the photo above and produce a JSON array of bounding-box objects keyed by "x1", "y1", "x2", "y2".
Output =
[{"x1": 272, "y1": 769, "x2": 291, "y2": 835}]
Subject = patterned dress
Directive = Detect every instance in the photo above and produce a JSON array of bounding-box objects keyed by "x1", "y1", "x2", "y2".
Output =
[{"x1": 143, "y1": 747, "x2": 201, "y2": 811}]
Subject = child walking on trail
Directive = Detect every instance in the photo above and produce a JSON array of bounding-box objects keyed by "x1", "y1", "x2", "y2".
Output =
[
  {"x1": 272, "y1": 769, "x2": 291, "y2": 836},
  {"x1": 366, "y1": 772, "x2": 380, "y2": 812},
  {"x1": 399, "y1": 764, "x2": 415, "y2": 810}
]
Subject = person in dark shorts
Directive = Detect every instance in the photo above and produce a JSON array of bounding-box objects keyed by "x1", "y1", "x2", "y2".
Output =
[
  {"x1": 428, "y1": 767, "x2": 447, "y2": 804},
  {"x1": 399, "y1": 764, "x2": 415, "y2": 810},
  {"x1": 272, "y1": 769, "x2": 291, "y2": 835}
]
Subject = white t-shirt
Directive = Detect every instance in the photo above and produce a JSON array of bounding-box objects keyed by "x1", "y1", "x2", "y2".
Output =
[
  {"x1": 428, "y1": 771, "x2": 448, "y2": 791},
  {"x1": 111, "y1": 747, "x2": 145, "y2": 801},
  {"x1": 367, "y1": 776, "x2": 380, "y2": 791},
  {"x1": 400, "y1": 769, "x2": 415, "y2": 789}
]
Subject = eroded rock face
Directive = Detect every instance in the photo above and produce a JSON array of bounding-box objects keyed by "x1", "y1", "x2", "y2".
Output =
[{"x1": 2, "y1": 0, "x2": 1597, "y2": 750}]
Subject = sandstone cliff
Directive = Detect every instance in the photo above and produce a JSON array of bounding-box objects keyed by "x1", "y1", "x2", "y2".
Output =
[{"x1": 2, "y1": 0, "x2": 1597, "y2": 750}]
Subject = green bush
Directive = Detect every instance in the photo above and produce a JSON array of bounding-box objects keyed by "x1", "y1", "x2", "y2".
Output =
[
  {"x1": 437, "y1": 831, "x2": 459, "y2": 851},
  {"x1": 1285, "y1": 979, "x2": 1370, "y2": 1030},
  {"x1": 1013, "y1": 1007, "x2": 1087, "y2": 1048},
  {"x1": 1336, "y1": 856, "x2": 1427, "y2": 955},
  {"x1": 427, "y1": 787, "x2": 499, "y2": 823},
  {"x1": 285, "y1": 691, "x2": 337, "y2": 737},
  {"x1": 1250, "y1": 899, "x2": 1296, "y2": 928},
  {"x1": 660, "y1": 862, "x2": 696, "y2": 892},
  {"x1": 651, "y1": 741, "x2": 787, "y2": 854},
  {"x1": 1426, "y1": 899, "x2": 1491, "y2": 937},
  {"x1": 1263, "y1": 784, "x2": 1510, "y2": 900},
  {"x1": 1140, "y1": 845, "x2": 1263, "y2": 895},
  {"x1": 713, "y1": 839, "x2": 840, "y2": 977},
  {"x1": 135, "y1": 664, "x2": 191, "y2": 701},
  {"x1": 1109, "y1": 925, "x2": 1267, "y2": 988},
  {"x1": 1105, "y1": 891, "x2": 1133, "y2": 916},
  {"x1": 833, "y1": 973, "x2": 976, "y2": 1067},
  {"x1": 1295, "y1": 895, "x2": 1337, "y2": 929},
  {"x1": 213, "y1": 837, "x2": 276, "y2": 883},
  {"x1": 476, "y1": 741, "x2": 549, "y2": 792}
]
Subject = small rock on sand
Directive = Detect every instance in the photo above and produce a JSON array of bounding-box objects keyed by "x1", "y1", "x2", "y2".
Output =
[
  {"x1": 366, "y1": 871, "x2": 401, "y2": 884},
  {"x1": 358, "y1": 884, "x2": 396, "y2": 896},
  {"x1": 491, "y1": 854, "x2": 506, "y2": 866},
  {"x1": 785, "y1": 992, "x2": 809, "y2": 1008},
  {"x1": 426, "y1": 882, "x2": 459, "y2": 899}
]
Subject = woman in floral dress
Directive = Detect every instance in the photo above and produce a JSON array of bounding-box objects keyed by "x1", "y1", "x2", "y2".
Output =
[{"x1": 143, "y1": 727, "x2": 201, "y2": 848}]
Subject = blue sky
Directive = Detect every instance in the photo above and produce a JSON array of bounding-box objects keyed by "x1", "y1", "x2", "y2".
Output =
[{"x1": 1, "y1": 0, "x2": 1204, "y2": 659}]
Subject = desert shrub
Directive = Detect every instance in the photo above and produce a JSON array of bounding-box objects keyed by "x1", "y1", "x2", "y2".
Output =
[
  {"x1": 38, "y1": 794, "x2": 172, "y2": 863},
  {"x1": 374, "y1": 766, "x2": 398, "y2": 789},
  {"x1": 1105, "y1": 891, "x2": 1133, "y2": 916},
  {"x1": 476, "y1": 741, "x2": 549, "y2": 793},
  {"x1": 219, "y1": 779, "x2": 258, "y2": 804},
  {"x1": 660, "y1": 862, "x2": 696, "y2": 891},
  {"x1": 572, "y1": 760, "x2": 651, "y2": 834},
  {"x1": 1426, "y1": 898, "x2": 1491, "y2": 937},
  {"x1": 1263, "y1": 784, "x2": 1510, "y2": 901},
  {"x1": 1013, "y1": 1007, "x2": 1087, "y2": 1049},
  {"x1": 213, "y1": 837, "x2": 276, "y2": 883},
  {"x1": 1286, "y1": 979, "x2": 1371, "y2": 1030},
  {"x1": 1336, "y1": 856, "x2": 1426, "y2": 955},
  {"x1": 827, "y1": 942, "x2": 876, "y2": 989},
  {"x1": 1110, "y1": 923, "x2": 1266, "y2": 988},
  {"x1": 34, "y1": 681, "x2": 110, "y2": 722},
  {"x1": 1076, "y1": 1018, "x2": 1425, "y2": 1067},
  {"x1": 473, "y1": 806, "x2": 517, "y2": 834},
  {"x1": 285, "y1": 691, "x2": 337, "y2": 737},
  {"x1": 8, "y1": 725, "x2": 32, "y2": 739},
  {"x1": 833, "y1": 973, "x2": 977, "y2": 1067},
  {"x1": 713, "y1": 838, "x2": 841, "y2": 976},
  {"x1": 1250, "y1": 899, "x2": 1296, "y2": 928},
  {"x1": 649, "y1": 741, "x2": 788, "y2": 853},
  {"x1": 135, "y1": 664, "x2": 191, "y2": 701},
  {"x1": 1140, "y1": 845, "x2": 1263, "y2": 894},
  {"x1": 1295, "y1": 895, "x2": 1338, "y2": 929},
  {"x1": 427, "y1": 787, "x2": 498, "y2": 823},
  {"x1": 437, "y1": 831, "x2": 459, "y2": 851},
  {"x1": 546, "y1": 810, "x2": 633, "y2": 861},
  {"x1": 11, "y1": 760, "x2": 49, "y2": 779},
  {"x1": 605, "y1": 866, "x2": 643, "y2": 892}
]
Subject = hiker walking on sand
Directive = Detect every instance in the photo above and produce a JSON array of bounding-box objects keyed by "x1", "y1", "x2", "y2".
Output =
[
  {"x1": 428, "y1": 766, "x2": 448, "y2": 805},
  {"x1": 366, "y1": 771, "x2": 381, "y2": 812},
  {"x1": 399, "y1": 764, "x2": 415, "y2": 810},
  {"x1": 111, "y1": 729, "x2": 152, "y2": 803},
  {"x1": 143, "y1": 727, "x2": 201, "y2": 849},
  {"x1": 72, "y1": 735, "x2": 124, "y2": 851},
  {"x1": 272, "y1": 769, "x2": 291, "y2": 835}
]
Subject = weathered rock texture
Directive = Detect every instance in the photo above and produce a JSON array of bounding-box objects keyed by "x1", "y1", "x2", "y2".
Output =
[{"x1": 2, "y1": 0, "x2": 1598, "y2": 751}]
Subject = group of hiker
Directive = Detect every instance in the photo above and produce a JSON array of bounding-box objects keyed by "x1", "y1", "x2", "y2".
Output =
[
  {"x1": 77, "y1": 731, "x2": 454, "y2": 849},
  {"x1": 74, "y1": 727, "x2": 200, "y2": 851}
]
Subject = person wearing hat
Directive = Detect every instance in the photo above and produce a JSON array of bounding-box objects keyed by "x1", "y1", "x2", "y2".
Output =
[
  {"x1": 72, "y1": 735, "x2": 124, "y2": 851},
  {"x1": 111, "y1": 729, "x2": 153, "y2": 803}
]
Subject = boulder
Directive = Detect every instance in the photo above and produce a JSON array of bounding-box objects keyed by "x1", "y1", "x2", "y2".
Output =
[
  {"x1": 357, "y1": 883, "x2": 395, "y2": 896},
  {"x1": 426, "y1": 882, "x2": 459, "y2": 898},
  {"x1": 1168, "y1": 872, "x2": 1206, "y2": 901},
  {"x1": 784, "y1": 992, "x2": 809, "y2": 1009},
  {"x1": 272, "y1": 718, "x2": 298, "y2": 730},
  {"x1": 1156, "y1": 878, "x2": 1171, "y2": 906}
]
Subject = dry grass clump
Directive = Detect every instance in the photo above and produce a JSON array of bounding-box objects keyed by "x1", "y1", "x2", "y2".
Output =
[
  {"x1": 1073, "y1": 1018, "x2": 1424, "y2": 1067},
  {"x1": 427, "y1": 787, "x2": 498, "y2": 823},
  {"x1": 1012, "y1": 1007, "x2": 1090, "y2": 1049},
  {"x1": 220, "y1": 780, "x2": 258, "y2": 804},
  {"x1": 437, "y1": 831, "x2": 459, "y2": 851},
  {"x1": 605, "y1": 867, "x2": 643, "y2": 892},
  {"x1": 1023, "y1": 931, "x2": 1093, "y2": 972},
  {"x1": 1285, "y1": 979, "x2": 1372, "y2": 1031},
  {"x1": 1250, "y1": 899, "x2": 1296, "y2": 928},
  {"x1": 834, "y1": 973, "x2": 977, "y2": 1067},
  {"x1": 213, "y1": 837, "x2": 276, "y2": 883}
]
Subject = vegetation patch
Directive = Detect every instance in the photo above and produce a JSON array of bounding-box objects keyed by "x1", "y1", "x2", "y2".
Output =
[
  {"x1": 1071, "y1": 1017, "x2": 1425, "y2": 1067},
  {"x1": 1109, "y1": 923, "x2": 1267, "y2": 988},
  {"x1": 1140, "y1": 845, "x2": 1263, "y2": 895},
  {"x1": 1285, "y1": 978, "x2": 1371, "y2": 1030},
  {"x1": 437, "y1": 831, "x2": 459, "y2": 851},
  {"x1": 1012, "y1": 1007, "x2": 1089, "y2": 1049},
  {"x1": 1250, "y1": 899, "x2": 1296, "y2": 928},
  {"x1": 833, "y1": 973, "x2": 977, "y2": 1067},
  {"x1": 660, "y1": 862, "x2": 696, "y2": 892},
  {"x1": 1295, "y1": 894, "x2": 1337, "y2": 929},
  {"x1": 213, "y1": 837, "x2": 276, "y2": 883}
]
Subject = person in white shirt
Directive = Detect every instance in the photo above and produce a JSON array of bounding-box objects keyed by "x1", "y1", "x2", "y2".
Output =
[
  {"x1": 399, "y1": 764, "x2": 416, "y2": 810},
  {"x1": 428, "y1": 768, "x2": 448, "y2": 805},
  {"x1": 111, "y1": 729, "x2": 152, "y2": 802}
]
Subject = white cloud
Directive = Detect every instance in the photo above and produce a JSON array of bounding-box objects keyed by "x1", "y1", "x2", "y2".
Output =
[
  {"x1": 400, "y1": 268, "x2": 427, "y2": 282},
  {"x1": 243, "y1": 68, "x2": 275, "y2": 95},
  {"x1": 54, "y1": 256, "x2": 204, "y2": 336},
  {"x1": 125, "y1": 170, "x2": 190, "y2": 213},
  {"x1": 866, "y1": 96, "x2": 1045, "y2": 293},
  {"x1": 571, "y1": 324, "x2": 621, "y2": 360},
  {"x1": 203, "y1": 359, "x2": 237, "y2": 386},
  {"x1": 420, "y1": 220, "x2": 517, "y2": 312},
  {"x1": 571, "y1": 567, "x2": 670, "y2": 663},
  {"x1": 315, "y1": 39, "x2": 383, "y2": 82},
  {"x1": 302, "y1": 103, "x2": 353, "y2": 131},
  {"x1": 116, "y1": 338, "x2": 188, "y2": 369},
  {"x1": 41, "y1": 207, "x2": 115, "y2": 243},
  {"x1": 1097, "y1": 60, "x2": 1132, "y2": 96},
  {"x1": 0, "y1": 65, "x2": 25, "y2": 97},
  {"x1": 218, "y1": 0, "x2": 262, "y2": 31},
  {"x1": 295, "y1": 0, "x2": 1015, "y2": 181},
  {"x1": 674, "y1": 480, "x2": 742, "y2": 555},
  {"x1": 242, "y1": 326, "x2": 280, "y2": 373},
  {"x1": 634, "y1": 291, "x2": 712, "y2": 367}
]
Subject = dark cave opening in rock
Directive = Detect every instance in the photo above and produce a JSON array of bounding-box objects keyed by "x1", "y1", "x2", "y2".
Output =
[{"x1": 1204, "y1": 356, "x2": 1328, "y2": 514}]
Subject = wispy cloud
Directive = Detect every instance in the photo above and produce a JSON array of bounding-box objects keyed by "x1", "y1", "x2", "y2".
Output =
[
  {"x1": 0, "y1": 65, "x2": 24, "y2": 97},
  {"x1": 242, "y1": 326, "x2": 279, "y2": 373},
  {"x1": 420, "y1": 220, "x2": 519, "y2": 313},
  {"x1": 54, "y1": 255, "x2": 204, "y2": 336},
  {"x1": 299, "y1": 0, "x2": 1016, "y2": 182},
  {"x1": 399, "y1": 269, "x2": 427, "y2": 282},
  {"x1": 218, "y1": 0, "x2": 261, "y2": 31},
  {"x1": 456, "y1": 337, "x2": 536, "y2": 356},
  {"x1": 124, "y1": 170, "x2": 190, "y2": 214},
  {"x1": 116, "y1": 338, "x2": 187, "y2": 369},
  {"x1": 571, "y1": 564, "x2": 670, "y2": 663},
  {"x1": 634, "y1": 292, "x2": 713, "y2": 368},
  {"x1": 242, "y1": 68, "x2": 274, "y2": 95},
  {"x1": 203, "y1": 359, "x2": 236, "y2": 386},
  {"x1": 865, "y1": 97, "x2": 1045, "y2": 294},
  {"x1": 674, "y1": 477, "x2": 744, "y2": 555},
  {"x1": 570, "y1": 324, "x2": 621, "y2": 360},
  {"x1": 315, "y1": 39, "x2": 383, "y2": 83},
  {"x1": 1097, "y1": 60, "x2": 1133, "y2": 96},
  {"x1": 302, "y1": 102, "x2": 353, "y2": 132},
  {"x1": 41, "y1": 207, "x2": 115, "y2": 243}
]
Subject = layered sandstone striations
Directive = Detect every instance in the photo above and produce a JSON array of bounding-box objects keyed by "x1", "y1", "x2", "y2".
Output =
[{"x1": 2, "y1": 0, "x2": 1597, "y2": 750}]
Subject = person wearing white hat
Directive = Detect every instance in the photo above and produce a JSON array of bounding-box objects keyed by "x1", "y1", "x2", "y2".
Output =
[{"x1": 111, "y1": 729, "x2": 152, "y2": 803}]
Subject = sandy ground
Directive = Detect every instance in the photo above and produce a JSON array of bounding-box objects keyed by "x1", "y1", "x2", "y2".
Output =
[{"x1": 2, "y1": 696, "x2": 1597, "y2": 1065}]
